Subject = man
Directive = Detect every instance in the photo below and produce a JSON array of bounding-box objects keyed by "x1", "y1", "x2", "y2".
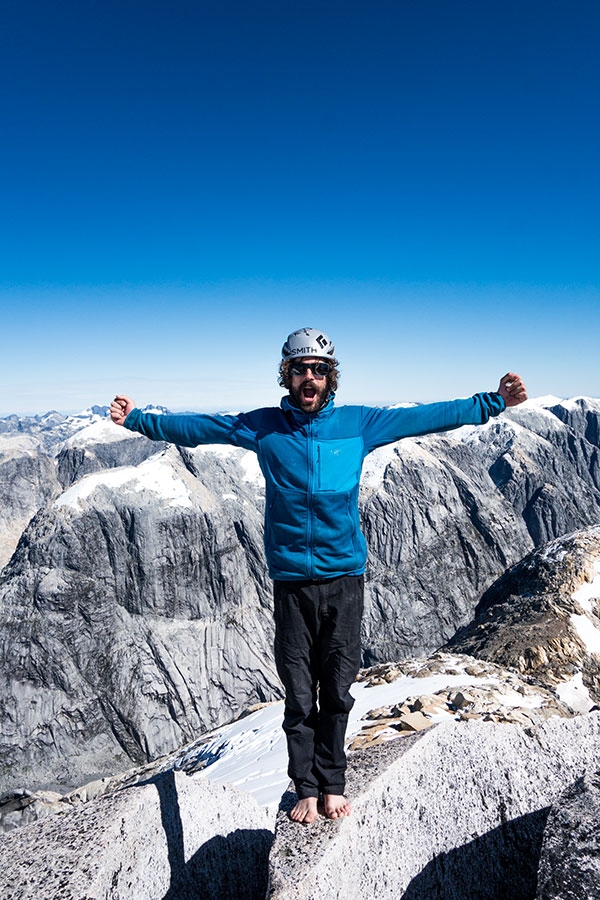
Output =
[{"x1": 110, "y1": 326, "x2": 527, "y2": 824}]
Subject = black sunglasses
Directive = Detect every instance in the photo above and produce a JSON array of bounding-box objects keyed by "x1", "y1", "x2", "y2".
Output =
[{"x1": 289, "y1": 361, "x2": 331, "y2": 378}]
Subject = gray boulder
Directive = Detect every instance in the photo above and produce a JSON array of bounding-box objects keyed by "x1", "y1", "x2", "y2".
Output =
[{"x1": 535, "y1": 771, "x2": 600, "y2": 900}]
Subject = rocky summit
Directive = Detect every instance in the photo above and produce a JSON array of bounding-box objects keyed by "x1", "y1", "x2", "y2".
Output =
[
  {"x1": 0, "y1": 712, "x2": 598, "y2": 900},
  {"x1": 267, "y1": 714, "x2": 600, "y2": 900},
  {"x1": 0, "y1": 649, "x2": 576, "y2": 835}
]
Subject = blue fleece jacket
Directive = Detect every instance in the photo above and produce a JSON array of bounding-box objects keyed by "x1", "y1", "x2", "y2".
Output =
[{"x1": 124, "y1": 391, "x2": 505, "y2": 581}]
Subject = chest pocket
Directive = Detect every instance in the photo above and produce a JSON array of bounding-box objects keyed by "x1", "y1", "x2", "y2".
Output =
[{"x1": 315, "y1": 436, "x2": 364, "y2": 493}]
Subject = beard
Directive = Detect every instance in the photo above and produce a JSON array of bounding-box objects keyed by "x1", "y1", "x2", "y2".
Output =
[{"x1": 289, "y1": 378, "x2": 330, "y2": 413}]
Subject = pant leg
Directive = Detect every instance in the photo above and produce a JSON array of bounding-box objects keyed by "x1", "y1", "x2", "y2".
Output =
[
  {"x1": 313, "y1": 574, "x2": 364, "y2": 795},
  {"x1": 273, "y1": 576, "x2": 365, "y2": 800},
  {"x1": 273, "y1": 580, "x2": 321, "y2": 799}
]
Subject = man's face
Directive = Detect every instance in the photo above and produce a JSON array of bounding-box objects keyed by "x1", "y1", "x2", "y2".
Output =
[{"x1": 288, "y1": 357, "x2": 330, "y2": 413}]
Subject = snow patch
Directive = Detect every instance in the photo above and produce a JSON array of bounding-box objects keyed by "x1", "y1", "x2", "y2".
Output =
[
  {"x1": 538, "y1": 537, "x2": 570, "y2": 565},
  {"x1": 570, "y1": 613, "x2": 600, "y2": 655},
  {"x1": 54, "y1": 453, "x2": 193, "y2": 510},
  {"x1": 240, "y1": 451, "x2": 263, "y2": 485},
  {"x1": 554, "y1": 396, "x2": 600, "y2": 411},
  {"x1": 194, "y1": 444, "x2": 240, "y2": 460},
  {"x1": 361, "y1": 444, "x2": 398, "y2": 488},
  {"x1": 436, "y1": 416, "x2": 526, "y2": 446},
  {"x1": 0, "y1": 434, "x2": 40, "y2": 454},
  {"x1": 555, "y1": 672, "x2": 594, "y2": 714},
  {"x1": 189, "y1": 445, "x2": 263, "y2": 485},
  {"x1": 63, "y1": 418, "x2": 141, "y2": 448},
  {"x1": 387, "y1": 402, "x2": 419, "y2": 410},
  {"x1": 524, "y1": 395, "x2": 566, "y2": 409},
  {"x1": 572, "y1": 559, "x2": 600, "y2": 612},
  {"x1": 191, "y1": 664, "x2": 543, "y2": 812}
]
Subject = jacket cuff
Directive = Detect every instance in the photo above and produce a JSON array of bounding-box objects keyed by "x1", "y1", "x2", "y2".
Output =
[
  {"x1": 123, "y1": 408, "x2": 141, "y2": 431},
  {"x1": 489, "y1": 392, "x2": 506, "y2": 414}
]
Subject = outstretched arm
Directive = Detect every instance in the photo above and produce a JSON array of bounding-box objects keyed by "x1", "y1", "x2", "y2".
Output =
[
  {"x1": 108, "y1": 397, "x2": 262, "y2": 451},
  {"x1": 110, "y1": 394, "x2": 135, "y2": 426},
  {"x1": 360, "y1": 373, "x2": 528, "y2": 453},
  {"x1": 497, "y1": 373, "x2": 527, "y2": 407}
]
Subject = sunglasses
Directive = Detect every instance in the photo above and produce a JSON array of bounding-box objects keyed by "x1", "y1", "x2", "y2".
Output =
[{"x1": 289, "y1": 361, "x2": 331, "y2": 378}]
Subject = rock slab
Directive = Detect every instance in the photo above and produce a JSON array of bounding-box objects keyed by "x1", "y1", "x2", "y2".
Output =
[
  {"x1": 0, "y1": 771, "x2": 273, "y2": 900},
  {"x1": 268, "y1": 713, "x2": 600, "y2": 900}
]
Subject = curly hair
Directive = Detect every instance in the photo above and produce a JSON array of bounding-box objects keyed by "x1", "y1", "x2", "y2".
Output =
[{"x1": 278, "y1": 358, "x2": 340, "y2": 394}]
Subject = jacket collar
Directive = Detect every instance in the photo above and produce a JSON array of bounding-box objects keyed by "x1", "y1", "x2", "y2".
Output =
[{"x1": 280, "y1": 392, "x2": 336, "y2": 424}]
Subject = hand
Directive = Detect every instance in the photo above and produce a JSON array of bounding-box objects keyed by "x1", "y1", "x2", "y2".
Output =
[
  {"x1": 498, "y1": 373, "x2": 527, "y2": 407},
  {"x1": 110, "y1": 394, "x2": 134, "y2": 426}
]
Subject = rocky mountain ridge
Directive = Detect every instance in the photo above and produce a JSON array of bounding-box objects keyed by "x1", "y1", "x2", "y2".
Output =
[
  {"x1": 447, "y1": 525, "x2": 600, "y2": 702},
  {"x1": 5, "y1": 513, "x2": 600, "y2": 834},
  {"x1": 2, "y1": 687, "x2": 599, "y2": 899},
  {"x1": 1, "y1": 398, "x2": 600, "y2": 795}
]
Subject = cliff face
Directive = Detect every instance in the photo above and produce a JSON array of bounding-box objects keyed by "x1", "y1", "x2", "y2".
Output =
[
  {"x1": 0, "y1": 441, "x2": 279, "y2": 793},
  {"x1": 0, "y1": 434, "x2": 61, "y2": 569},
  {"x1": 56, "y1": 418, "x2": 166, "y2": 489},
  {"x1": 361, "y1": 398, "x2": 600, "y2": 661},
  {"x1": 0, "y1": 398, "x2": 599, "y2": 793}
]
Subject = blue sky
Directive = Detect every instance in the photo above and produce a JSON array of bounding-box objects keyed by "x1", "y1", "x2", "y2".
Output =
[{"x1": 1, "y1": 0, "x2": 598, "y2": 415}]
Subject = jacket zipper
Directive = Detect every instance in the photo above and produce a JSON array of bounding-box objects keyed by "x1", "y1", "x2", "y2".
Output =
[{"x1": 307, "y1": 418, "x2": 315, "y2": 578}]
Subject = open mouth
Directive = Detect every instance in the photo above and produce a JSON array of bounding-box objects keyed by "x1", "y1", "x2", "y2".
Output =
[{"x1": 302, "y1": 385, "x2": 317, "y2": 402}]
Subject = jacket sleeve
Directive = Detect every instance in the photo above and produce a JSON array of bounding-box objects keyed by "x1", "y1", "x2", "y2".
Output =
[
  {"x1": 360, "y1": 392, "x2": 506, "y2": 454},
  {"x1": 123, "y1": 408, "x2": 259, "y2": 452}
]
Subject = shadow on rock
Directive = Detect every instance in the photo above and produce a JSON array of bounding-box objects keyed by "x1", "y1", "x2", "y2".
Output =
[
  {"x1": 149, "y1": 770, "x2": 274, "y2": 900},
  {"x1": 401, "y1": 807, "x2": 550, "y2": 900}
]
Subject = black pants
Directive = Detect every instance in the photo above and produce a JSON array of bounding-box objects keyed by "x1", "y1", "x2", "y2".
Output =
[{"x1": 273, "y1": 575, "x2": 364, "y2": 799}]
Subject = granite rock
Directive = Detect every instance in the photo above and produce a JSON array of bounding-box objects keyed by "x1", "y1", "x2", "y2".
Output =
[
  {"x1": 535, "y1": 771, "x2": 600, "y2": 900},
  {"x1": 0, "y1": 771, "x2": 273, "y2": 900},
  {"x1": 268, "y1": 713, "x2": 600, "y2": 900},
  {"x1": 446, "y1": 524, "x2": 600, "y2": 705}
]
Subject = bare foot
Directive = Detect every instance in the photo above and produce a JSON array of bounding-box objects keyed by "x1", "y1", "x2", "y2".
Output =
[
  {"x1": 289, "y1": 796, "x2": 319, "y2": 824},
  {"x1": 323, "y1": 793, "x2": 351, "y2": 819}
]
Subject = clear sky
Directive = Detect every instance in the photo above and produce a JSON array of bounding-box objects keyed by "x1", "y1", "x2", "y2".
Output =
[{"x1": 1, "y1": 0, "x2": 598, "y2": 416}]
